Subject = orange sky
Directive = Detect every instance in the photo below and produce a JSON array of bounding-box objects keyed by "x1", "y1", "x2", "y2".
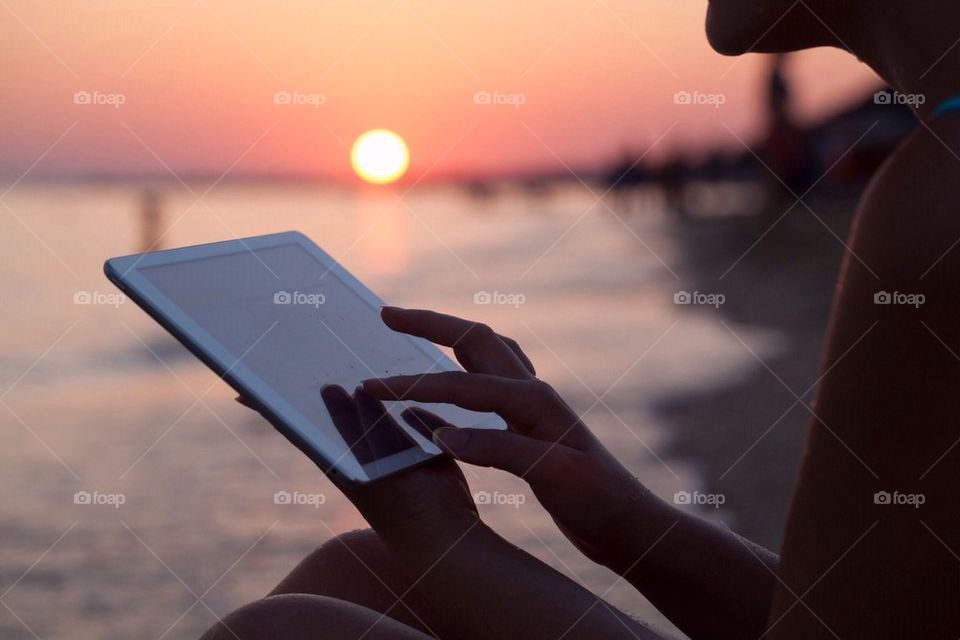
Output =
[{"x1": 0, "y1": 1, "x2": 880, "y2": 182}]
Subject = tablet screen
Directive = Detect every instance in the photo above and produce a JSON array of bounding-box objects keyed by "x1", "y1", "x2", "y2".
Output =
[{"x1": 138, "y1": 242, "x2": 449, "y2": 476}]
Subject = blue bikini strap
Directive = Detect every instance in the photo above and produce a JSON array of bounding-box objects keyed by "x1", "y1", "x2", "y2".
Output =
[{"x1": 931, "y1": 95, "x2": 960, "y2": 119}]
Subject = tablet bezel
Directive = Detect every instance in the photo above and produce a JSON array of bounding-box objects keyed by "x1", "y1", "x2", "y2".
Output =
[{"x1": 104, "y1": 230, "x2": 487, "y2": 484}]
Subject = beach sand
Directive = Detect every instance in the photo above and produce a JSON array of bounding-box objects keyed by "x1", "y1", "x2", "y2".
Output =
[{"x1": 655, "y1": 196, "x2": 856, "y2": 550}]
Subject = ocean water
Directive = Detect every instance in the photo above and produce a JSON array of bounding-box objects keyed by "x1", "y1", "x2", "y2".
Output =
[{"x1": 0, "y1": 181, "x2": 778, "y2": 639}]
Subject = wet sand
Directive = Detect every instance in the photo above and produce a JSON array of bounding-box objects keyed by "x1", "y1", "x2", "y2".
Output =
[{"x1": 654, "y1": 195, "x2": 857, "y2": 550}]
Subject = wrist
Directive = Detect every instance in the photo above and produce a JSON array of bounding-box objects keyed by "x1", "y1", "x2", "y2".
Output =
[
  {"x1": 603, "y1": 489, "x2": 680, "y2": 576},
  {"x1": 375, "y1": 508, "x2": 487, "y2": 558}
]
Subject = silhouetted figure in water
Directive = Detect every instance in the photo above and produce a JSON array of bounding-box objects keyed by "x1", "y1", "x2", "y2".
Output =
[
  {"x1": 604, "y1": 150, "x2": 650, "y2": 216},
  {"x1": 654, "y1": 154, "x2": 687, "y2": 218},
  {"x1": 139, "y1": 190, "x2": 164, "y2": 252},
  {"x1": 759, "y1": 54, "x2": 814, "y2": 217}
]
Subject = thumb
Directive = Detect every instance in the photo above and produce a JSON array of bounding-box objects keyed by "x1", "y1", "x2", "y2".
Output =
[{"x1": 433, "y1": 427, "x2": 563, "y2": 483}]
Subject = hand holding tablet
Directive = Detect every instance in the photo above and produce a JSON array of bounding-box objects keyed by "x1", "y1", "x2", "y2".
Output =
[{"x1": 104, "y1": 231, "x2": 505, "y2": 484}]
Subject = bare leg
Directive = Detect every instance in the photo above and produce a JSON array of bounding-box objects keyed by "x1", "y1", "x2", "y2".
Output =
[
  {"x1": 269, "y1": 529, "x2": 444, "y2": 638},
  {"x1": 200, "y1": 594, "x2": 433, "y2": 640},
  {"x1": 268, "y1": 528, "x2": 662, "y2": 640}
]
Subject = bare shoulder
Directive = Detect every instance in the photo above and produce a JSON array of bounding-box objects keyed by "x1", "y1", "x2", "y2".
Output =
[
  {"x1": 767, "y1": 120, "x2": 960, "y2": 638},
  {"x1": 811, "y1": 116, "x2": 960, "y2": 450},
  {"x1": 827, "y1": 116, "x2": 960, "y2": 369},
  {"x1": 813, "y1": 115, "x2": 960, "y2": 450},
  {"x1": 852, "y1": 117, "x2": 960, "y2": 284}
]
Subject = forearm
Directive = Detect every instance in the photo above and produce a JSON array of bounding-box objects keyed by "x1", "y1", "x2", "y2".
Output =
[
  {"x1": 608, "y1": 494, "x2": 779, "y2": 639},
  {"x1": 378, "y1": 515, "x2": 664, "y2": 640}
]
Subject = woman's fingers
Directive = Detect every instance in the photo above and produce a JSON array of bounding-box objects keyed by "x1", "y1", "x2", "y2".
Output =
[
  {"x1": 320, "y1": 384, "x2": 376, "y2": 464},
  {"x1": 401, "y1": 403, "x2": 575, "y2": 484},
  {"x1": 381, "y1": 306, "x2": 534, "y2": 378},
  {"x1": 432, "y1": 426, "x2": 571, "y2": 484},
  {"x1": 401, "y1": 406, "x2": 452, "y2": 440},
  {"x1": 353, "y1": 386, "x2": 417, "y2": 459},
  {"x1": 352, "y1": 386, "x2": 400, "y2": 432},
  {"x1": 365, "y1": 372, "x2": 530, "y2": 415},
  {"x1": 320, "y1": 385, "x2": 359, "y2": 427},
  {"x1": 363, "y1": 372, "x2": 575, "y2": 436},
  {"x1": 496, "y1": 334, "x2": 536, "y2": 375}
]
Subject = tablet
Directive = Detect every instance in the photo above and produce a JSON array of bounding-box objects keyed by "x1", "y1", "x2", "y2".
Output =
[{"x1": 104, "y1": 231, "x2": 505, "y2": 484}]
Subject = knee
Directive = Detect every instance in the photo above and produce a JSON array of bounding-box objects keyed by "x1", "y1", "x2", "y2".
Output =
[
  {"x1": 200, "y1": 593, "x2": 419, "y2": 640},
  {"x1": 200, "y1": 594, "x2": 317, "y2": 640},
  {"x1": 305, "y1": 528, "x2": 384, "y2": 575},
  {"x1": 271, "y1": 529, "x2": 389, "y2": 597}
]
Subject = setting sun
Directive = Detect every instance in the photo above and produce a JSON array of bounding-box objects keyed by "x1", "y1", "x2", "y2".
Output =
[{"x1": 350, "y1": 129, "x2": 410, "y2": 184}]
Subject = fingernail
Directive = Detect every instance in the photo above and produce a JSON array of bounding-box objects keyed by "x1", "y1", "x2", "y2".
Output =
[
  {"x1": 381, "y1": 305, "x2": 402, "y2": 314},
  {"x1": 433, "y1": 427, "x2": 469, "y2": 452},
  {"x1": 355, "y1": 385, "x2": 375, "y2": 400}
]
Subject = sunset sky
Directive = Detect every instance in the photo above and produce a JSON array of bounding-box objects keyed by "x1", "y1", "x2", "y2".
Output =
[{"x1": 1, "y1": 1, "x2": 880, "y2": 183}]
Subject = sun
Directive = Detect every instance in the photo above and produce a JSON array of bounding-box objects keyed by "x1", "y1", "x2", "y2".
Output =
[{"x1": 351, "y1": 129, "x2": 409, "y2": 184}]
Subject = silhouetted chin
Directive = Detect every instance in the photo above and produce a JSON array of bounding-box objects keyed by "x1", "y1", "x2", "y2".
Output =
[
  {"x1": 705, "y1": 2, "x2": 769, "y2": 56},
  {"x1": 705, "y1": 0, "x2": 839, "y2": 57}
]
